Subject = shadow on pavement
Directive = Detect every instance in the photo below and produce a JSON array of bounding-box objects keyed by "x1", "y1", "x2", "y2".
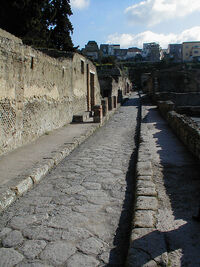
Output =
[{"x1": 131, "y1": 104, "x2": 200, "y2": 266}]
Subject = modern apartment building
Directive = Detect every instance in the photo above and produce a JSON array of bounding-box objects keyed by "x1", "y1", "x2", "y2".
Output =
[
  {"x1": 182, "y1": 41, "x2": 200, "y2": 62},
  {"x1": 168, "y1": 44, "x2": 182, "y2": 62}
]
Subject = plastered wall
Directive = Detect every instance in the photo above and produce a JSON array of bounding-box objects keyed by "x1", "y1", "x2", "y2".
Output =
[{"x1": 0, "y1": 29, "x2": 101, "y2": 155}]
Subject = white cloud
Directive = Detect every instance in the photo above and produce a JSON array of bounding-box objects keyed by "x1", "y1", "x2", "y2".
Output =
[
  {"x1": 106, "y1": 27, "x2": 200, "y2": 49},
  {"x1": 125, "y1": 0, "x2": 200, "y2": 26},
  {"x1": 71, "y1": 0, "x2": 90, "y2": 10}
]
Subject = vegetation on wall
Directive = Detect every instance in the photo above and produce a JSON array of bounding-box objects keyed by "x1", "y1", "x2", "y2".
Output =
[{"x1": 0, "y1": 0, "x2": 74, "y2": 51}]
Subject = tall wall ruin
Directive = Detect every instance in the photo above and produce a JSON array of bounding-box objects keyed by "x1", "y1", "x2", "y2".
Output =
[{"x1": 0, "y1": 29, "x2": 101, "y2": 156}]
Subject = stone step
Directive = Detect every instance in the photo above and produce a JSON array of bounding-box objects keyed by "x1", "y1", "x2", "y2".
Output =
[{"x1": 72, "y1": 111, "x2": 91, "y2": 123}]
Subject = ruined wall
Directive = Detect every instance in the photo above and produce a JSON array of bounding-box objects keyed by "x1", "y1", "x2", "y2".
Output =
[
  {"x1": 157, "y1": 69, "x2": 200, "y2": 93},
  {"x1": 0, "y1": 30, "x2": 101, "y2": 155},
  {"x1": 157, "y1": 102, "x2": 200, "y2": 160},
  {"x1": 97, "y1": 67, "x2": 132, "y2": 99},
  {"x1": 154, "y1": 92, "x2": 200, "y2": 106}
]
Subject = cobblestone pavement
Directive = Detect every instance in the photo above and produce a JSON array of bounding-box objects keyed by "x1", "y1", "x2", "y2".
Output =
[{"x1": 0, "y1": 93, "x2": 139, "y2": 267}]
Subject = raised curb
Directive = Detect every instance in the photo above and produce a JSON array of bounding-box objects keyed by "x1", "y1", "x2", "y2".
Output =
[
  {"x1": 126, "y1": 103, "x2": 167, "y2": 266},
  {"x1": 0, "y1": 106, "x2": 117, "y2": 213}
]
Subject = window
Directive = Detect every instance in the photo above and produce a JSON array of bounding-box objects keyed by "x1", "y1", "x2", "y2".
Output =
[
  {"x1": 194, "y1": 50, "x2": 199, "y2": 54},
  {"x1": 81, "y1": 60, "x2": 84, "y2": 74}
]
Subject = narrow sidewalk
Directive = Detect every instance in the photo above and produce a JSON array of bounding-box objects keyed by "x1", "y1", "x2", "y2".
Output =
[
  {"x1": 0, "y1": 105, "x2": 118, "y2": 212},
  {"x1": 127, "y1": 101, "x2": 200, "y2": 267}
]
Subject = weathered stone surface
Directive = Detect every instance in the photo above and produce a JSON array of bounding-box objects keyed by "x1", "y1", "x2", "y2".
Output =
[
  {"x1": 137, "y1": 161, "x2": 153, "y2": 176},
  {"x1": 134, "y1": 210, "x2": 156, "y2": 228},
  {"x1": 16, "y1": 260, "x2": 53, "y2": 267},
  {"x1": 0, "y1": 227, "x2": 12, "y2": 238},
  {"x1": 136, "y1": 196, "x2": 158, "y2": 211},
  {"x1": 78, "y1": 237, "x2": 105, "y2": 255},
  {"x1": 0, "y1": 248, "x2": 24, "y2": 267},
  {"x1": 67, "y1": 253, "x2": 99, "y2": 267},
  {"x1": 39, "y1": 241, "x2": 76, "y2": 265},
  {"x1": 19, "y1": 240, "x2": 47, "y2": 259},
  {"x1": 137, "y1": 187, "x2": 157, "y2": 196},
  {"x1": 0, "y1": 95, "x2": 139, "y2": 266},
  {"x1": 2, "y1": 230, "x2": 24, "y2": 247},
  {"x1": 137, "y1": 180, "x2": 156, "y2": 189},
  {"x1": 129, "y1": 228, "x2": 168, "y2": 267}
]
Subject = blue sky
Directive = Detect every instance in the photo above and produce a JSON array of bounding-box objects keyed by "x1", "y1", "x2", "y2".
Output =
[{"x1": 70, "y1": 0, "x2": 200, "y2": 49}]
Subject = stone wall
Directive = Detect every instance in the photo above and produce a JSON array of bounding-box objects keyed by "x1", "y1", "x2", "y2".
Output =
[
  {"x1": 0, "y1": 29, "x2": 101, "y2": 155},
  {"x1": 97, "y1": 67, "x2": 131, "y2": 99},
  {"x1": 157, "y1": 102, "x2": 200, "y2": 160},
  {"x1": 154, "y1": 92, "x2": 200, "y2": 106}
]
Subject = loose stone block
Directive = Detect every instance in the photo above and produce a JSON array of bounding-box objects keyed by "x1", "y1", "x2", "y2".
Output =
[
  {"x1": 134, "y1": 210, "x2": 156, "y2": 228},
  {"x1": 135, "y1": 196, "x2": 158, "y2": 211}
]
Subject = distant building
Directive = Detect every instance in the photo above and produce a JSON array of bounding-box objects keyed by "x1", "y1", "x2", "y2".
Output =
[
  {"x1": 100, "y1": 44, "x2": 109, "y2": 57},
  {"x1": 114, "y1": 49, "x2": 128, "y2": 60},
  {"x1": 108, "y1": 44, "x2": 120, "y2": 56},
  {"x1": 182, "y1": 41, "x2": 200, "y2": 62},
  {"x1": 82, "y1": 41, "x2": 100, "y2": 61},
  {"x1": 142, "y1": 42, "x2": 160, "y2": 62},
  {"x1": 127, "y1": 47, "x2": 142, "y2": 59},
  {"x1": 168, "y1": 44, "x2": 182, "y2": 62}
]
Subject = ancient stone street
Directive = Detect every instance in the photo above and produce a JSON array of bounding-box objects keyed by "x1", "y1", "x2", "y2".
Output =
[{"x1": 0, "y1": 93, "x2": 139, "y2": 266}]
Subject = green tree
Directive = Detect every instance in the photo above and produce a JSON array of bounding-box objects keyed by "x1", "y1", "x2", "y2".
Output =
[
  {"x1": 0, "y1": 0, "x2": 74, "y2": 51},
  {"x1": 47, "y1": 0, "x2": 74, "y2": 50}
]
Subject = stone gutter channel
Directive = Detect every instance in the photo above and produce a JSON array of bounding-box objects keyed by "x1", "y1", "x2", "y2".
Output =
[
  {"x1": 126, "y1": 95, "x2": 161, "y2": 266},
  {"x1": 0, "y1": 106, "x2": 119, "y2": 213}
]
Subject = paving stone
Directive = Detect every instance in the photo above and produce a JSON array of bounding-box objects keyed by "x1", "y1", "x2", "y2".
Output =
[
  {"x1": 137, "y1": 180, "x2": 156, "y2": 189},
  {"x1": 136, "y1": 196, "x2": 158, "y2": 211},
  {"x1": 137, "y1": 175, "x2": 152, "y2": 181},
  {"x1": 40, "y1": 241, "x2": 76, "y2": 265},
  {"x1": 9, "y1": 214, "x2": 48, "y2": 231},
  {"x1": 67, "y1": 253, "x2": 99, "y2": 267},
  {"x1": 137, "y1": 187, "x2": 157, "y2": 196},
  {"x1": 23, "y1": 226, "x2": 62, "y2": 241},
  {"x1": 2, "y1": 230, "x2": 24, "y2": 247},
  {"x1": 19, "y1": 240, "x2": 47, "y2": 259},
  {"x1": 72, "y1": 203, "x2": 102, "y2": 213},
  {"x1": 82, "y1": 182, "x2": 101, "y2": 190},
  {"x1": 134, "y1": 210, "x2": 156, "y2": 228},
  {"x1": 62, "y1": 226, "x2": 92, "y2": 242},
  {"x1": 137, "y1": 162, "x2": 153, "y2": 176},
  {"x1": 16, "y1": 261, "x2": 53, "y2": 267},
  {"x1": 78, "y1": 237, "x2": 105, "y2": 255},
  {"x1": 129, "y1": 228, "x2": 168, "y2": 266},
  {"x1": 0, "y1": 248, "x2": 24, "y2": 267},
  {"x1": 0, "y1": 227, "x2": 12, "y2": 238}
]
